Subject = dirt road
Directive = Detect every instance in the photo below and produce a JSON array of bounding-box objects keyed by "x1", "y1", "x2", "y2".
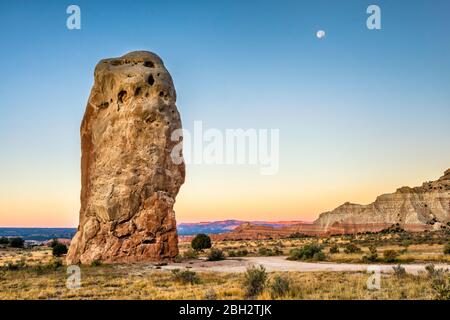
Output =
[{"x1": 158, "y1": 256, "x2": 450, "y2": 274}]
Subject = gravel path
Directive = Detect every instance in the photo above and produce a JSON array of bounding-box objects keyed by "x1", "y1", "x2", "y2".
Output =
[{"x1": 158, "y1": 256, "x2": 450, "y2": 274}]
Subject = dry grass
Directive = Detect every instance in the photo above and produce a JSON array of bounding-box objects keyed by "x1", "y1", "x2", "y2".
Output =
[
  {"x1": 0, "y1": 264, "x2": 444, "y2": 300},
  {"x1": 179, "y1": 237, "x2": 450, "y2": 263}
]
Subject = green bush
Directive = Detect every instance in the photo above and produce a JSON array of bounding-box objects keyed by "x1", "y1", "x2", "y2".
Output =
[
  {"x1": 191, "y1": 234, "x2": 212, "y2": 251},
  {"x1": 183, "y1": 248, "x2": 199, "y2": 259},
  {"x1": 0, "y1": 237, "x2": 9, "y2": 245},
  {"x1": 258, "y1": 247, "x2": 281, "y2": 256},
  {"x1": 269, "y1": 275, "x2": 290, "y2": 299},
  {"x1": 344, "y1": 243, "x2": 362, "y2": 254},
  {"x1": 329, "y1": 245, "x2": 339, "y2": 254},
  {"x1": 383, "y1": 250, "x2": 400, "y2": 262},
  {"x1": 9, "y1": 237, "x2": 24, "y2": 248},
  {"x1": 228, "y1": 249, "x2": 248, "y2": 257},
  {"x1": 313, "y1": 251, "x2": 326, "y2": 261},
  {"x1": 288, "y1": 243, "x2": 324, "y2": 261},
  {"x1": 207, "y1": 248, "x2": 225, "y2": 261},
  {"x1": 171, "y1": 269, "x2": 199, "y2": 284},
  {"x1": 52, "y1": 243, "x2": 68, "y2": 257},
  {"x1": 243, "y1": 265, "x2": 267, "y2": 298}
]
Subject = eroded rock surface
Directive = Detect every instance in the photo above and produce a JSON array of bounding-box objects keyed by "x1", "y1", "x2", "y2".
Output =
[
  {"x1": 67, "y1": 51, "x2": 185, "y2": 264},
  {"x1": 212, "y1": 169, "x2": 450, "y2": 240},
  {"x1": 314, "y1": 169, "x2": 450, "y2": 233}
]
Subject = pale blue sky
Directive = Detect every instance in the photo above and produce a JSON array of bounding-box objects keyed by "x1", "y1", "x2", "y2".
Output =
[{"x1": 0, "y1": 0, "x2": 449, "y2": 226}]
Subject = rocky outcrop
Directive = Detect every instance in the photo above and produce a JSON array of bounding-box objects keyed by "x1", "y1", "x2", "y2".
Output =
[
  {"x1": 67, "y1": 51, "x2": 185, "y2": 264},
  {"x1": 314, "y1": 169, "x2": 450, "y2": 233},
  {"x1": 211, "y1": 169, "x2": 450, "y2": 240}
]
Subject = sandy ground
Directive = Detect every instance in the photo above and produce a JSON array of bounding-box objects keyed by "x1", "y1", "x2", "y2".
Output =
[{"x1": 155, "y1": 256, "x2": 450, "y2": 274}]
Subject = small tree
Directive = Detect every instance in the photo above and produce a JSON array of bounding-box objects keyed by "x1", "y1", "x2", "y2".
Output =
[
  {"x1": 9, "y1": 237, "x2": 24, "y2": 248},
  {"x1": 0, "y1": 237, "x2": 9, "y2": 245},
  {"x1": 52, "y1": 243, "x2": 68, "y2": 257},
  {"x1": 191, "y1": 234, "x2": 212, "y2": 251}
]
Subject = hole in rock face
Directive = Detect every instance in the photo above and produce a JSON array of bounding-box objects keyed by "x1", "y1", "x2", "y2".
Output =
[
  {"x1": 98, "y1": 102, "x2": 109, "y2": 109},
  {"x1": 148, "y1": 75, "x2": 155, "y2": 86},
  {"x1": 159, "y1": 91, "x2": 164, "y2": 97},
  {"x1": 135, "y1": 87, "x2": 142, "y2": 96},
  {"x1": 110, "y1": 60, "x2": 122, "y2": 66},
  {"x1": 144, "y1": 61, "x2": 154, "y2": 68},
  {"x1": 118, "y1": 90, "x2": 127, "y2": 104},
  {"x1": 142, "y1": 238, "x2": 156, "y2": 244}
]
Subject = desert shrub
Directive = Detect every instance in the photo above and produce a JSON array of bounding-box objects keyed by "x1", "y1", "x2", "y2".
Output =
[
  {"x1": 258, "y1": 247, "x2": 282, "y2": 256},
  {"x1": 35, "y1": 259, "x2": 62, "y2": 272},
  {"x1": 444, "y1": 243, "x2": 450, "y2": 255},
  {"x1": 171, "y1": 269, "x2": 199, "y2": 284},
  {"x1": 9, "y1": 237, "x2": 24, "y2": 248},
  {"x1": 90, "y1": 259, "x2": 102, "y2": 267},
  {"x1": 344, "y1": 243, "x2": 361, "y2": 254},
  {"x1": 183, "y1": 248, "x2": 199, "y2": 259},
  {"x1": 191, "y1": 234, "x2": 212, "y2": 251},
  {"x1": 228, "y1": 250, "x2": 237, "y2": 257},
  {"x1": 362, "y1": 246, "x2": 378, "y2": 262},
  {"x1": 269, "y1": 275, "x2": 291, "y2": 299},
  {"x1": 425, "y1": 264, "x2": 446, "y2": 279},
  {"x1": 228, "y1": 249, "x2": 248, "y2": 257},
  {"x1": 392, "y1": 264, "x2": 407, "y2": 277},
  {"x1": 425, "y1": 264, "x2": 450, "y2": 300},
  {"x1": 401, "y1": 240, "x2": 412, "y2": 249},
  {"x1": 383, "y1": 250, "x2": 400, "y2": 262},
  {"x1": 173, "y1": 254, "x2": 183, "y2": 263},
  {"x1": 52, "y1": 243, "x2": 68, "y2": 257},
  {"x1": 204, "y1": 289, "x2": 218, "y2": 300},
  {"x1": 1, "y1": 259, "x2": 26, "y2": 271},
  {"x1": 288, "y1": 243, "x2": 324, "y2": 261},
  {"x1": 430, "y1": 277, "x2": 450, "y2": 300},
  {"x1": 207, "y1": 248, "x2": 225, "y2": 261},
  {"x1": 243, "y1": 265, "x2": 268, "y2": 298},
  {"x1": 313, "y1": 251, "x2": 326, "y2": 261},
  {"x1": 329, "y1": 245, "x2": 339, "y2": 254},
  {"x1": 0, "y1": 237, "x2": 9, "y2": 245}
]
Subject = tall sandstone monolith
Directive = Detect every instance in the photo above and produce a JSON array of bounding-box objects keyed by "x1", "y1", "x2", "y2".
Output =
[{"x1": 67, "y1": 51, "x2": 185, "y2": 264}]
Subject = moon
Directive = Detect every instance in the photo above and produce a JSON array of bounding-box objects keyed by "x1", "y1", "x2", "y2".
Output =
[{"x1": 316, "y1": 30, "x2": 326, "y2": 39}]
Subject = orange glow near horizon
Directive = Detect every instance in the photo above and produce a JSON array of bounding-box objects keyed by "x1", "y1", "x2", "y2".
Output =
[{"x1": 1, "y1": 164, "x2": 447, "y2": 228}]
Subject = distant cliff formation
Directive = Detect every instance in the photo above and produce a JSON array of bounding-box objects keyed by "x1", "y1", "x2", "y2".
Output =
[
  {"x1": 313, "y1": 169, "x2": 450, "y2": 234},
  {"x1": 213, "y1": 169, "x2": 450, "y2": 240}
]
